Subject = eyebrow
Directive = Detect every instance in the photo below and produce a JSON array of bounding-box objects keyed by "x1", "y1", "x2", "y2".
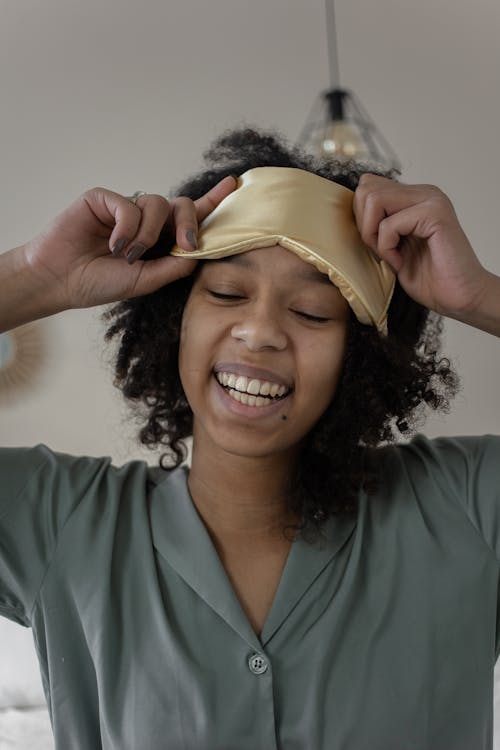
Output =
[{"x1": 208, "y1": 254, "x2": 333, "y2": 286}]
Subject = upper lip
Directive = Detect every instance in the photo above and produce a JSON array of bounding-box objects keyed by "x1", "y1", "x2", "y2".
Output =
[{"x1": 214, "y1": 362, "x2": 293, "y2": 389}]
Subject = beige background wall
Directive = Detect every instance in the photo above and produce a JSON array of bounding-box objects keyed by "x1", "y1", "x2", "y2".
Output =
[
  {"x1": 1, "y1": 0, "x2": 499, "y2": 463},
  {"x1": 0, "y1": 0, "x2": 499, "y2": 732}
]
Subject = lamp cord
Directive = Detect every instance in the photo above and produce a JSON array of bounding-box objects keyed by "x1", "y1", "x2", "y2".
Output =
[{"x1": 325, "y1": 0, "x2": 340, "y2": 89}]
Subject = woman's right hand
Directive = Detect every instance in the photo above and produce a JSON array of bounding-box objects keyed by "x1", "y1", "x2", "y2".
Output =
[{"x1": 22, "y1": 175, "x2": 237, "y2": 310}]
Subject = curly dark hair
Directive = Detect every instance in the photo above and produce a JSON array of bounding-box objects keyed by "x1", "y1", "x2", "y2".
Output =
[{"x1": 102, "y1": 124, "x2": 461, "y2": 545}]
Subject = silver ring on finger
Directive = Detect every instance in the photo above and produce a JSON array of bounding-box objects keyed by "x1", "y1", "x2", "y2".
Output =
[{"x1": 131, "y1": 190, "x2": 147, "y2": 205}]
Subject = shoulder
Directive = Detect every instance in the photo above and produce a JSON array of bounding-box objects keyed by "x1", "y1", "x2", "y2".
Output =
[
  {"x1": 380, "y1": 432, "x2": 500, "y2": 468},
  {"x1": 0, "y1": 443, "x2": 162, "y2": 502},
  {"x1": 367, "y1": 432, "x2": 500, "y2": 499}
]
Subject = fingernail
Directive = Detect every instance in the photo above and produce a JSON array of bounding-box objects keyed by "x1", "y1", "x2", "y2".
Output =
[
  {"x1": 126, "y1": 244, "x2": 146, "y2": 264},
  {"x1": 186, "y1": 229, "x2": 198, "y2": 250},
  {"x1": 111, "y1": 238, "x2": 127, "y2": 256}
]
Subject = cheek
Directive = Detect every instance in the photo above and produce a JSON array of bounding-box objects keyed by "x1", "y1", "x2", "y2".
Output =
[
  {"x1": 178, "y1": 305, "x2": 219, "y2": 390},
  {"x1": 178, "y1": 307, "x2": 200, "y2": 389},
  {"x1": 301, "y1": 336, "x2": 346, "y2": 401},
  {"x1": 179, "y1": 298, "x2": 206, "y2": 349},
  {"x1": 178, "y1": 305, "x2": 192, "y2": 351}
]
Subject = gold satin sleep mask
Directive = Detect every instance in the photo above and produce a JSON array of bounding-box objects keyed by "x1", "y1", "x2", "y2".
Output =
[{"x1": 170, "y1": 166, "x2": 396, "y2": 335}]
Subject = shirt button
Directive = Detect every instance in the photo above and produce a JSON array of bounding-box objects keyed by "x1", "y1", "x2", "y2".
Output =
[{"x1": 248, "y1": 653, "x2": 268, "y2": 674}]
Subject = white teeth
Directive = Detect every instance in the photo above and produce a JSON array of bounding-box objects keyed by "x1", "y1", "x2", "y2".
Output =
[
  {"x1": 247, "y1": 379, "x2": 261, "y2": 395},
  {"x1": 215, "y1": 371, "x2": 290, "y2": 399},
  {"x1": 234, "y1": 376, "x2": 248, "y2": 393},
  {"x1": 227, "y1": 389, "x2": 280, "y2": 407}
]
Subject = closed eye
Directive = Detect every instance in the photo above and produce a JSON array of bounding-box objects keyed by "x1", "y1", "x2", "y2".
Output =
[
  {"x1": 295, "y1": 311, "x2": 331, "y2": 323},
  {"x1": 207, "y1": 291, "x2": 331, "y2": 322},
  {"x1": 209, "y1": 291, "x2": 243, "y2": 300}
]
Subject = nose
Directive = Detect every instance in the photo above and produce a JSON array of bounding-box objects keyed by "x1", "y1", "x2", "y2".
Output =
[{"x1": 230, "y1": 302, "x2": 287, "y2": 351}]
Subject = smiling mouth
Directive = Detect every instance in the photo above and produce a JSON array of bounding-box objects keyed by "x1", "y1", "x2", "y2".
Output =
[{"x1": 213, "y1": 373, "x2": 291, "y2": 404}]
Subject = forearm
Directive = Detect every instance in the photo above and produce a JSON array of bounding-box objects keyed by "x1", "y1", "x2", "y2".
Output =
[
  {"x1": 445, "y1": 270, "x2": 500, "y2": 338},
  {"x1": 0, "y1": 245, "x2": 65, "y2": 333}
]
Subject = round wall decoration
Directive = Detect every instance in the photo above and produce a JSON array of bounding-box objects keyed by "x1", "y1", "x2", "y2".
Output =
[{"x1": 0, "y1": 323, "x2": 45, "y2": 395}]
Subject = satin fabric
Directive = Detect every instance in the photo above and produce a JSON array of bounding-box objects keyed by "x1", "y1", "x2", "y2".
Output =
[{"x1": 170, "y1": 166, "x2": 396, "y2": 335}]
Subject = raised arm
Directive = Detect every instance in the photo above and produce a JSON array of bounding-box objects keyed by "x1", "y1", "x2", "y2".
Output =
[
  {"x1": 353, "y1": 174, "x2": 500, "y2": 338},
  {"x1": 0, "y1": 176, "x2": 238, "y2": 334},
  {"x1": 443, "y1": 271, "x2": 500, "y2": 338},
  {"x1": 0, "y1": 244, "x2": 65, "y2": 332}
]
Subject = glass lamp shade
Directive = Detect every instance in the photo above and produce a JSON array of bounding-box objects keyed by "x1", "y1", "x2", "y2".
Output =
[{"x1": 297, "y1": 88, "x2": 401, "y2": 174}]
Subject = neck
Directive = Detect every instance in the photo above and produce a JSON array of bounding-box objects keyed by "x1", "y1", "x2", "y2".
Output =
[{"x1": 187, "y1": 427, "x2": 302, "y2": 548}]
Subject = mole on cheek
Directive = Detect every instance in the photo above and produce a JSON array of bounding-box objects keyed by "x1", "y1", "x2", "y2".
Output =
[{"x1": 281, "y1": 415, "x2": 287, "y2": 421}]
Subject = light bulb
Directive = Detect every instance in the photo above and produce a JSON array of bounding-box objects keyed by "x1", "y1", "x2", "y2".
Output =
[{"x1": 320, "y1": 120, "x2": 369, "y2": 160}]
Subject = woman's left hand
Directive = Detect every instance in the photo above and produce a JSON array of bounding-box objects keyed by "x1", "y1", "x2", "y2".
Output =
[{"x1": 353, "y1": 173, "x2": 489, "y2": 318}]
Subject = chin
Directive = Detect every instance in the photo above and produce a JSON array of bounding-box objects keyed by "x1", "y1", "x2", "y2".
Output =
[
  {"x1": 211, "y1": 431, "x2": 303, "y2": 460},
  {"x1": 216, "y1": 439, "x2": 277, "y2": 458}
]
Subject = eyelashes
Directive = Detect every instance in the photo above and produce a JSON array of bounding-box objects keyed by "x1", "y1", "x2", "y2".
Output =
[
  {"x1": 208, "y1": 292, "x2": 241, "y2": 299},
  {"x1": 207, "y1": 290, "x2": 331, "y2": 323}
]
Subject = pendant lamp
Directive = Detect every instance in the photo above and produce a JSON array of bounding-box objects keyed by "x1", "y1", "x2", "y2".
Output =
[{"x1": 297, "y1": 0, "x2": 402, "y2": 174}]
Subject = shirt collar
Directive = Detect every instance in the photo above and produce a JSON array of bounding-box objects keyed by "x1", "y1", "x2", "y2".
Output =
[{"x1": 148, "y1": 464, "x2": 357, "y2": 648}]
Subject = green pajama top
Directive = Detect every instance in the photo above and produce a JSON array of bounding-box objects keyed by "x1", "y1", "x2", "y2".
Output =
[{"x1": 1, "y1": 433, "x2": 500, "y2": 750}]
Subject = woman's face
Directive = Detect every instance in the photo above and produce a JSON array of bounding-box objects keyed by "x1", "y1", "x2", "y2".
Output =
[{"x1": 178, "y1": 245, "x2": 350, "y2": 459}]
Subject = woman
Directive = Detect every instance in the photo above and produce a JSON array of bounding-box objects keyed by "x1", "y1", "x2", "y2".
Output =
[{"x1": 1, "y1": 127, "x2": 499, "y2": 749}]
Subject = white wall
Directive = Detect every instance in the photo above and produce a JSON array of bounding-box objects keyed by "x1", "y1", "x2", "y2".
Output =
[
  {"x1": 1, "y1": 0, "x2": 499, "y2": 461},
  {"x1": 0, "y1": 0, "x2": 499, "y2": 727}
]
